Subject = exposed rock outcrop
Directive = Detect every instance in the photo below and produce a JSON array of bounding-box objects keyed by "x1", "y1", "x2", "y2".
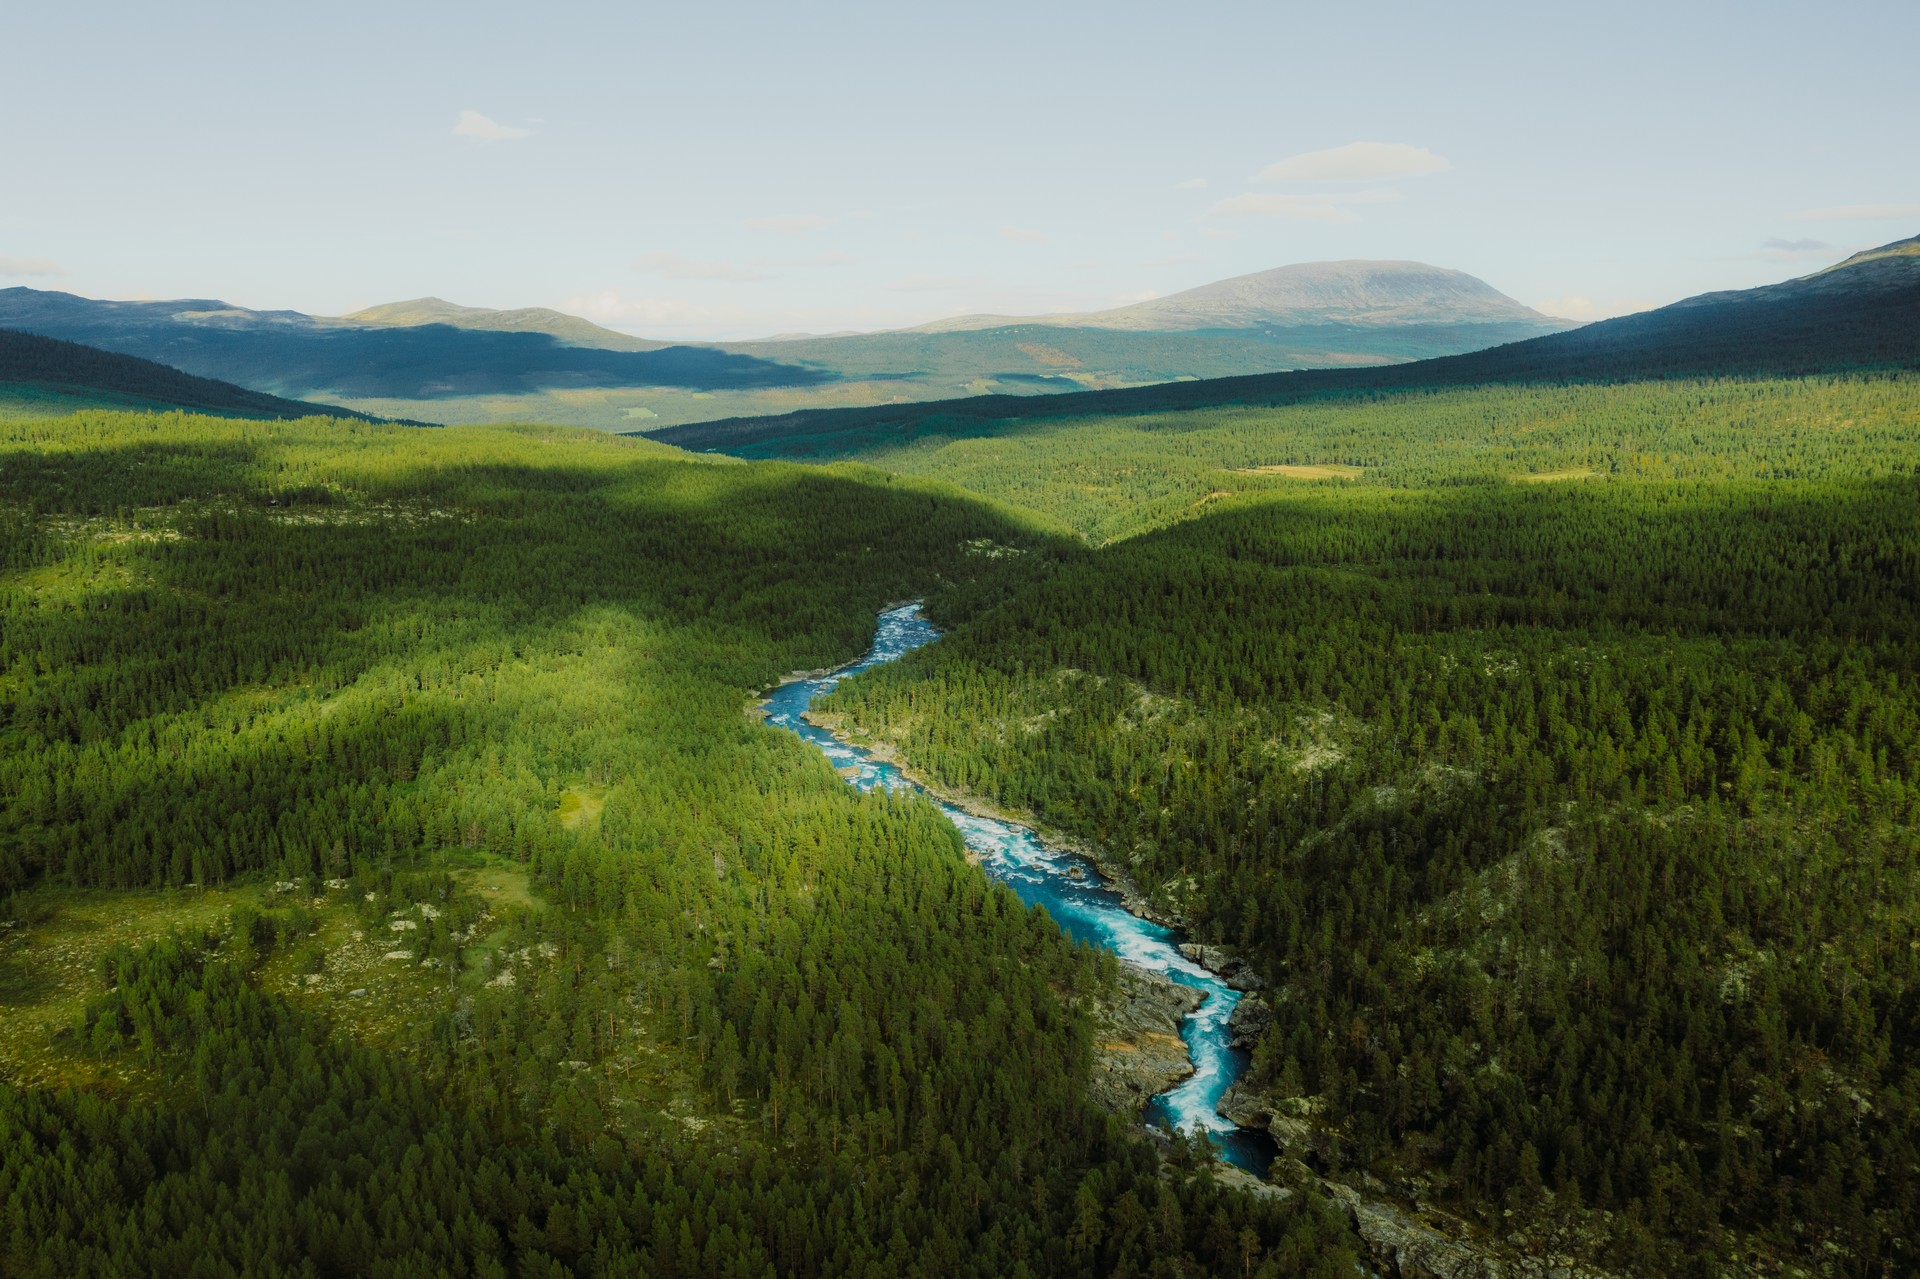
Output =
[
  {"x1": 1322, "y1": 1181, "x2": 1512, "y2": 1279},
  {"x1": 1178, "y1": 942, "x2": 1264, "y2": 990},
  {"x1": 1225, "y1": 991, "x2": 1273, "y2": 1047},
  {"x1": 1086, "y1": 967, "x2": 1203, "y2": 1114}
]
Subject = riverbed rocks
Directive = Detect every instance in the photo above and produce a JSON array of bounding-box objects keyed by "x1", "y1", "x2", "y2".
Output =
[
  {"x1": 1086, "y1": 966, "x2": 1203, "y2": 1115},
  {"x1": 1321, "y1": 1181, "x2": 1511, "y2": 1279},
  {"x1": 1225, "y1": 991, "x2": 1273, "y2": 1047},
  {"x1": 1178, "y1": 942, "x2": 1264, "y2": 991}
]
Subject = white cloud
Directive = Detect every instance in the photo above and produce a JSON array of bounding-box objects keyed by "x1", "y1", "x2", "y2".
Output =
[
  {"x1": 634, "y1": 251, "x2": 768, "y2": 282},
  {"x1": 1256, "y1": 142, "x2": 1449, "y2": 183},
  {"x1": 1146, "y1": 252, "x2": 1203, "y2": 266},
  {"x1": 452, "y1": 110, "x2": 532, "y2": 142},
  {"x1": 1112, "y1": 289, "x2": 1160, "y2": 305},
  {"x1": 745, "y1": 214, "x2": 833, "y2": 235},
  {"x1": 1208, "y1": 189, "x2": 1402, "y2": 222},
  {"x1": 1755, "y1": 237, "x2": 1838, "y2": 263},
  {"x1": 999, "y1": 225, "x2": 1046, "y2": 243},
  {"x1": 1173, "y1": 177, "x2": 1208, "y2": 190},
  {"x1": 1198, "y1": 227, "x2": 1236, "y2": 241},
  {"x1": 561, "y1": 287, "x2": 924, "y2": 342},
  {"x1": 1789, "y1": 203, "x2": 1920, "y2": 222},
  {"x1": 1535, "y1": 295, "x2": 1655, "y2": 321},
  {"x1": 0, "y1": 255, "x2": 64, "y2": 277}
]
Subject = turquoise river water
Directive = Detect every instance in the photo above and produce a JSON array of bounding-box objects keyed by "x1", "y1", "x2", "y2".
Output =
[{"x1": 761, "y1": 604, "x2": 1277, "y2": 1176}]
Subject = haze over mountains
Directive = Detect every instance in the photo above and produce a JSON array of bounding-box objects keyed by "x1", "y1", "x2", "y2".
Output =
[
  {"x1": 0, "y1": 259, "x2": 1568, "y2": 429},
  {"x1": 902, "y1": 260, "x2": 1561, "y2": 333},
  {"x1": 648, "y1": 232, "x2": 1920, "y2": 457}
]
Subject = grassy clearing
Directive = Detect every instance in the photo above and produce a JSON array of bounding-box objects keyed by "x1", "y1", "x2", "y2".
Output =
[
  {"x1": 1513, "y1": 466, "x2": 1596, "y2": 483},
  {"x1": 1233, "y1": 463, "x2": 1364, "y2": 479},
  {"x1": 0, "y1": 885, "x2": 256, "y2": 1089},
  {"x1": 556, "y1": 784, "x2": 608, "y2": 830},
  {"x1": 0, "y1": 858, "x2": 552, "y2": 1090}
]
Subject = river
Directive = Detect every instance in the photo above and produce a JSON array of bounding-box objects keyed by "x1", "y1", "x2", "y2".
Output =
[{"x1": 760, "y1": 603, "x2": 1278, "y2": 1177}]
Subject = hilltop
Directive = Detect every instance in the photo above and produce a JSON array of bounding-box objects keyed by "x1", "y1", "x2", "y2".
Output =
[
  {"x1": 343, "y1": 297, "x2": 669, "y2": 351},
  {"x1": 903, "y1": 260, "x2": 1563, "y2": 333},
  {"x1": 648, "y1": 234, "x2": 1920, "y2": 456},
  {"x1": 0, "y1": 258, "x2": 1576, "y2": 430}
]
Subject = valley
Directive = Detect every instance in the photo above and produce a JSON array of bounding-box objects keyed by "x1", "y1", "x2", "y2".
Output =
[
  {"x1": 1, "y1": 231, "x2": 1915, "y2": 1277},
  {"x1": 0, "y1": 260, "x2": 1571, "y2": 430}
]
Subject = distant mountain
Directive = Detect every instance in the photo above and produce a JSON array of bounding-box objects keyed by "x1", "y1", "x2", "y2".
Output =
[
  {"x1": 0, "y1": 329, "x2": 376, "y2": 419},
  {"x1": 0, "y1": 288, "x2": 824, "y2": 400},
  {"x1": 648, "y1": 235, "x2": 1920, "y2": 457},
  {"x1": 902, "y1": 260, "x2": 1563, "y2": 333},
  {"x1": 344, "y1": 297, "x2": 669, "y2": 351}
]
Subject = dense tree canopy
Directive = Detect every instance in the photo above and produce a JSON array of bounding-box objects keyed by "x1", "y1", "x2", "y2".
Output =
[
  {"x1": 821, "y1": 381, "x2": 1920, "y2": 1275},
  {"x1": 0, "y1": 412, "x2": 1354, "y2": 1278}
]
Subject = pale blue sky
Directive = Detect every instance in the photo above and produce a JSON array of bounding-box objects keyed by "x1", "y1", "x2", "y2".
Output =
[{"x1": 4, "y1": 0, "x2": 1916, "y2": 339}]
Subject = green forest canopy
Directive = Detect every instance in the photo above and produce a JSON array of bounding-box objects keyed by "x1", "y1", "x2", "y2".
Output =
[
  {"x1": 816, "y1": 369, "x2": 1920, "y2": 1275},
  {"x1": 0, "y1": 411, "x2": 1354, "y2": 1279}
]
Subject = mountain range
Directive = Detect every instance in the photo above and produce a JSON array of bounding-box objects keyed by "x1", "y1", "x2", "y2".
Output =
[
  {"x1": 898, "y1": 260, "x2": 1559, "y2": 333},
  {"x1": 0, "y1": 260, "x2": 1570, "y2": 429},
  {"x1": 646, "y1": 233, "x2": 1920, "y2": 456}
]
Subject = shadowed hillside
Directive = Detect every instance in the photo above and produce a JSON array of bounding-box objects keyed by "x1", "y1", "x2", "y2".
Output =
[
  {"x1": 649, "y1": 235, "x2": 1920, "y2": 457},
  {"x1": 0, "y1": 289, "x2": 830, "y2": 400},
  {"x1": 0, "y1": 329, "x2": 376, "y2": 420}
]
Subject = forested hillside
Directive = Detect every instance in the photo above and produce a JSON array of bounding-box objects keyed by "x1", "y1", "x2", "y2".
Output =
[
  {"x1": 652, "y1": 234, "x2": 1920, "y2": 458},
  {"x1": 0, "y1": 413, "x2": 1354, "y2": 1278},
  {"x1": 0, "y1": 329, "x2": 374, "y2": 421},
  {"x1": 819, "y1": 378, "x2": 1920, "y2": 1274}
]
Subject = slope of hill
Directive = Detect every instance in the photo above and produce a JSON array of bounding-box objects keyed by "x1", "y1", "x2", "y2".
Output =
[
  {"x1": 0, "y1": 288, "x2": 825, "y2": 402},
  {"x1": 0, "y1": 329, "x2": 375, "y2": 420},
  {"x1": 344, "y1": 297, "x2": 668, "y2": 351},
  {"x1": 649, "y1": 235, "x2": 1920, "y2": 456},
  {"x1": 904, "y1": 260, "x2": 1564, "y2": 333},
  {"x1": 0, "y1": 260, "x2": 1576, "y2": 430}
]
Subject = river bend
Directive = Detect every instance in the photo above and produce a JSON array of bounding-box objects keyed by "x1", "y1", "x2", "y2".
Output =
[{"x1": 761, "y1": 604, "x2": 1276, "y2": 1176}]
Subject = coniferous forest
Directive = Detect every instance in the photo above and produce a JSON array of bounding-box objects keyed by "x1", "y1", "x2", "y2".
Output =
[
  {"x1": 3, "y1": 363, "x2": 1918, "y2": 1277},
  {"x1": 0, "y1": 413, "x2": 1355, "y2": 1278},
  {"x1": 815, "y1": 371, "x2": 1920, "y2": 1275}
]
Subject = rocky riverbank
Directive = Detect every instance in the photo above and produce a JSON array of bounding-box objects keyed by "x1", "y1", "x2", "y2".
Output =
[{"x1": 1085, "y1": 965, "x2": 1204, "y2": 1115}]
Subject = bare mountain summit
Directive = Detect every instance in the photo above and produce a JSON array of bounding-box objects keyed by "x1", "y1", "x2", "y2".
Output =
[
  {"x1": 907, "y1": 260, "x2": 1561, "y2": 334},
  {"x1": 343, "y1": 297, "x2": 667, "y2": 351}
]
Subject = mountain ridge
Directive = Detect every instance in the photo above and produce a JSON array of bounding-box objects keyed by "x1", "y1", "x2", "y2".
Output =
[
  {"x1": 343, "y1": 297, "x2": 668, "y2": 351},
  {"x1": 645, "y1": 234, "x2": 1920, "y2": 455},
  {"x1": 901, "y1": 260, "x2": 1563, "y2": 334}
]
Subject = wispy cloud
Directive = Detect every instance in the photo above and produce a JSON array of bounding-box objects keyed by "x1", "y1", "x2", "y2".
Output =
[
  {"x1": 0, "y1": 255, "x2": 65, "y2": 277},
  {"x1": 1536, "y1": 295, "x2": 1655, "y2": 322},
  {"x1": 452, "y1": 110, "x2": 532, "y2": 142},
  {"x1": 1256, "y1": 142, "x2": 1449, "y2": 183},
  {"x1": 999, "y1": 225, "x2": 1046, "y2": 243},
  {"x1": 1789, "y1": 203, "x2": 1920, "y2": 222},
  {"x1": 745, "y1": 214, "x2": 833, "y2": 235},
  {"x1": 634, "y1": 251, "x2": 769, "y2": 282},
  {"x1": 1208, "y1": 189, "x2": 1402, "y2": 222},
  {"x1": 1755, "y1": 237, "x2": 1838, "y2": 263},
  {"x1": 1173, "y1": 177, "x2": 1208, "y2": 190},
  {"x1": 886, "y1": 274, "x2": 985, "y2": 292}
]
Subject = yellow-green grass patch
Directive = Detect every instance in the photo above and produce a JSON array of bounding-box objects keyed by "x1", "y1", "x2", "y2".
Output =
[{"x1": 1235, "y1": 463, "x2": 1364, "y2": 479}]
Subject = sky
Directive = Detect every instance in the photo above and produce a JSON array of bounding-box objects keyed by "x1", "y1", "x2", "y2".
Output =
[{"x1": 3, "y1": 0, "x2": 1917, "y2": 341}]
